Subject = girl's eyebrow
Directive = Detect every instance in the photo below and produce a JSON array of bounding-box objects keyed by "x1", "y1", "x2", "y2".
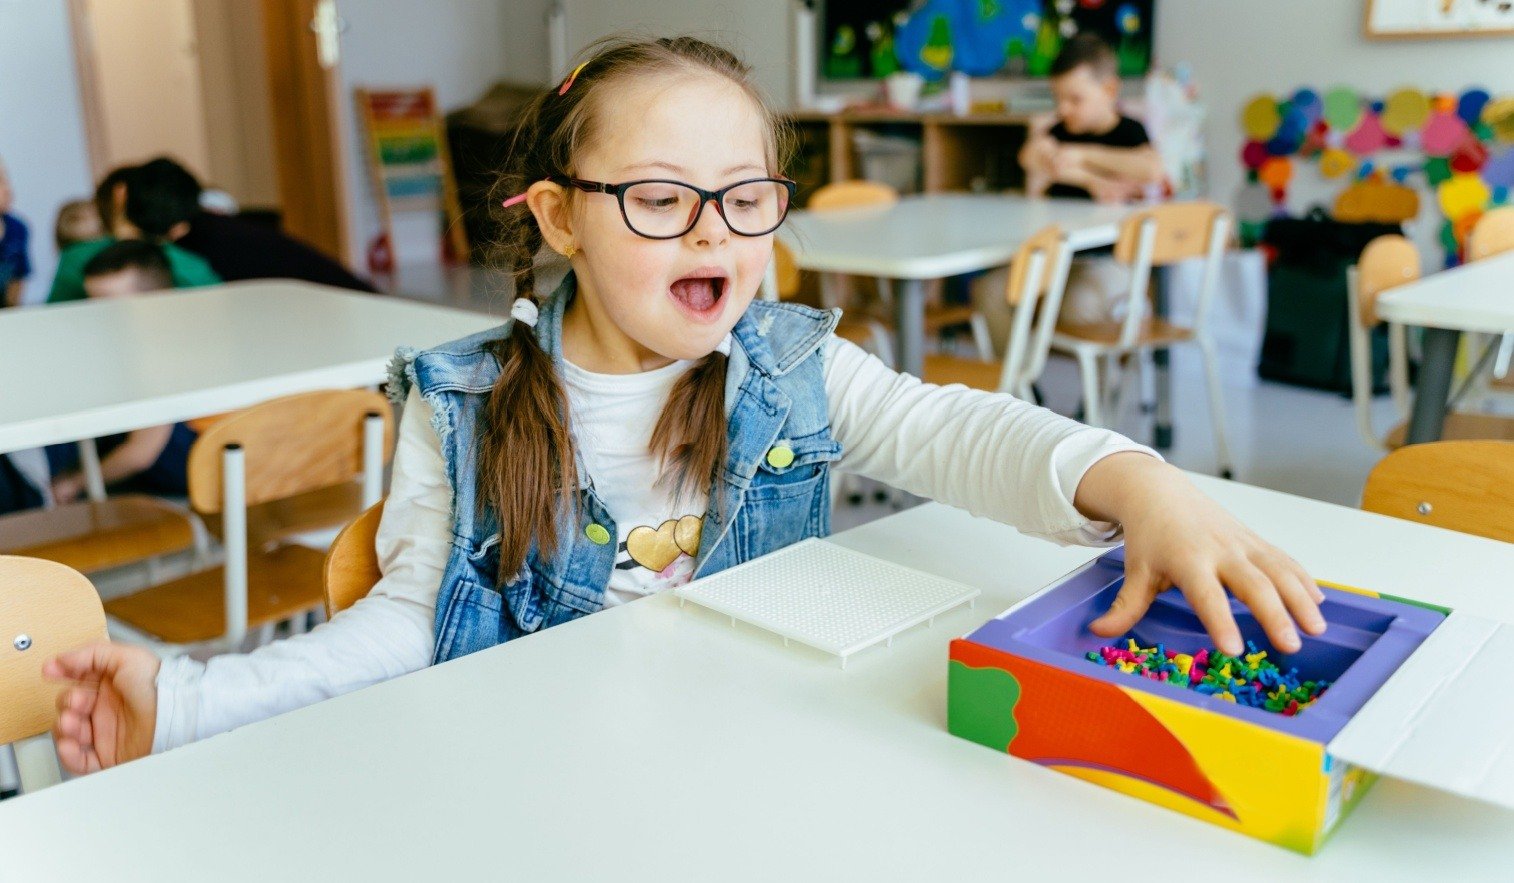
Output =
[{"x1": 620, "y1": 160, "x2": 767, "y2": 177}]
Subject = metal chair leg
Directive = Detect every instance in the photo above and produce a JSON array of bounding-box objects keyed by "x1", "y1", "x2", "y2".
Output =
[
  {"x1": 1, "y1": 743, "x2": 22, "y2": 799},
  {"x1": 1198, "y1": 338, "x2": 1235, "y2": 479}
]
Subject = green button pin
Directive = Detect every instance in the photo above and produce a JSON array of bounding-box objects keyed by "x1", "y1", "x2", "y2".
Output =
[
  {"x1": 766, "y1": 445, "x2": 795, "y2": 469},
  {"x1": 585, "y1": 523, "x2": 611, "y2": 545}
]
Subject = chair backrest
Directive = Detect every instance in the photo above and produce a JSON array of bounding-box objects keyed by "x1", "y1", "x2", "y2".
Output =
[
  {"x1": 1468, "y1": 206, "x2": 1514, "y2": 262},
  {"x1": 808, "y1": 180, "x2": 899, "y2": 212},
  {"x1": 1112, "y1": 201, "x2": 1228, "y2": 268},
  {"x1": 0, "y1": 556, "x2": 108, "y2": 745},
  {"x1": 1004, "y1": 225, "x2": 1070, "y2": 398},
  {"x1": 187, "y1": 389, "x2": 394, "y2": 515},
  {"x1": 1354, "y1": 234, "x2": 1420, "y2": 328},
  {"x1": 1361, "y1": 441, "x2": 1514, "y2": 544},
  {"x1": 1110, "y1": 201, "x2": 1231, "y2": 347},
  {"x1": 771, "y1": 239, "x2": 802, "y2": 300},
  {"x1": 323, "y1": 499, "x2": 385, "y2": 617}
]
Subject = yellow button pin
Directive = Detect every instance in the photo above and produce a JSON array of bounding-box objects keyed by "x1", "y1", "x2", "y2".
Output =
[
  {"x1": 766, "y1": 445, "x2": 795, "y2": 469},
  {"x1": 585, "y1": 524, "x2": 611, "y2": 545}
]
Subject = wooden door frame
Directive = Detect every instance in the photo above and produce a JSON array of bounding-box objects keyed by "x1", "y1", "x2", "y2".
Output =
[
  {"x1": 66, "y1": 0, "x2": 113, "y2": 183},
  {"x1": 260, "y1": 0, "x2": 353, "y2": 264}
]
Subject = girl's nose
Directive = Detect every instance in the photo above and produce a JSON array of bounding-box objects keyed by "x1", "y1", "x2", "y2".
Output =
[{"x1": 690, "y1": 198, "x2": 730, "y2": 247}]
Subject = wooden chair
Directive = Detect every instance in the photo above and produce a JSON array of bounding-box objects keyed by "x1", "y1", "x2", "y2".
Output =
[
  {"x1": 1361, "y1": 441, "x2": 1514, "y2": 544},
  {"x1": 323, "y1": 500, "x2": 385, "y2": 617},
  {"x1": 102, "y1": 390, "x2": 393, "y2": 651},
  {"x1": 923, "y1": 225, "x2": 1069, "y2": 400},
  {"x1": 808, "y1": 180, "x2": 995, "y2": 360},
  {"x1": 0, "y1": 495, "x2": 198, "y2": 576},
  {"x1": 767, "y1": 240, "x2": 895, "y2": 365},
  {"x1": 1049, "y1": 201, "x2": 1236, "y2": 477},
  {"x1": 0, "y1": 556, "x2": 108, "y2": 796},
  {"x1": 1347, "y1": 235, "x2": 1514, "y2": 449}
]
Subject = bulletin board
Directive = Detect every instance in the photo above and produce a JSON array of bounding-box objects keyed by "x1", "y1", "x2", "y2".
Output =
[
  {"x1": 1365, "y1": 0, "x2": 1514, "y2": 40},
  {"x1": 354, "y1": 87, "x2": 469, "y2": 265}
]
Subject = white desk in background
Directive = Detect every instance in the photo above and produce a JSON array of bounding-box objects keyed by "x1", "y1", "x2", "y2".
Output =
[
  {"x1": 0, "y1": 281, "x2": 499, "y2": 456},
  {"x1": 1376, "y1": 251, "x2": 1514, "y2": 444},
  {"x1": 0, "y1": 475, "x2": 1508, "y2": 881},
  {"x1": 779, "y1": 193, "x2": 1129, "y2": 377}
]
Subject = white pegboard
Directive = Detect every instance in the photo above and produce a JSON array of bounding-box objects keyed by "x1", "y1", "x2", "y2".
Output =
[{"x1": 674, "y1": 538, "x2": 980, "y2": 665}]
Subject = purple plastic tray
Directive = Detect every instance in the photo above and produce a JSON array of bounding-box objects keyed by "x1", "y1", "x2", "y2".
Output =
[{"x1": 966, "y1": 547, "x2": 1445, "y2": 743}]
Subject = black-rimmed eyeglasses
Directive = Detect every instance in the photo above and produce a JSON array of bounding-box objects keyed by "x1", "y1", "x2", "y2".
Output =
[{"x1": 551, "y1": 175, "x2": 795, "y2": 240}]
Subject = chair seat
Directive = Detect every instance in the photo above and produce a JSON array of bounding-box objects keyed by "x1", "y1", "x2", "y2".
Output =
[
  {"x1": 1384, "y1": 412, "x2": 1514, "y2": 448},
  {"x1": 103, "y1": 544, "x2": 327, "y2": 645},
  {"x1": 0, "y1": 496, "x2": 196, "y2": 574},
  {"x1": 204, "y1": 481, "x2": 368, "y2": 548},
  {"x1": 923, "y1": 304, "x2": 978, "y2": 332},
  {"x1": 1053, "y1": 318, "x2": 1196, "y2": 349},
  {"x1": 923, "y1": 354, "x2": 1005, "y2": 392}
]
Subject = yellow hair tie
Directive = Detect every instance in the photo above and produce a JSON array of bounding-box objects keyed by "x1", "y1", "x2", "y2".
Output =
[{"x1": 558, "y1": 61, "x2": 589, "y2": 96}]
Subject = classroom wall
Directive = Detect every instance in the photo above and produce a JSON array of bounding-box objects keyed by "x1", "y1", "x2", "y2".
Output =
[
  {"x1": 1155, "y1": 0, "x2": 1514, "y2": 254},
  {"x1": 335, "y1": 0, "x2": 551, "y2": 266},
  {"x1": 561, "y1": 0, "x2": 793, "y2": 106},
  {"x1": 0, "y1": 0, "x2": 95, "y2": 305}
]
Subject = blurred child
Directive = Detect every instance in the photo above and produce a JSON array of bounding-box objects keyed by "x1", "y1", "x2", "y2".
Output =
[
  {"x1": 54, "y1": 198, "x2": 105, "y2": 251},
  {"x1": 48, "y1": 241, "x2": 197, "y2": 503},
  {"x1": 0, "y1": 156, "x2": 31, "y2": 307},
  {"x1": 47, "y1": 164, "x2": 221, "y2": 304},
  {"x1": 1016, "y1": 34, "x2": 1166, "y2": 326}
]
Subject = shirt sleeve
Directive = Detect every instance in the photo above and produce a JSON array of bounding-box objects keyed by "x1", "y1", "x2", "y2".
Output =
[
  {"x1": 823, "y1": 337, "x2": 1159, "y2": 546},
  {"x1": 153, "y1": 386, "x2": 454, "y2": 751}
]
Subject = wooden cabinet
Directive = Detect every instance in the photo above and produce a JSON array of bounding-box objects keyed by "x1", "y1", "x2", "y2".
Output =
[{"x1": 785, "y1": 110, "x2": 1033, "y2": 203}]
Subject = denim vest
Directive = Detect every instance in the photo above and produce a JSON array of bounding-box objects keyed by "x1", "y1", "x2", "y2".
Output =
[{"x1": 389, "y1": 274, "x2": 841, "y2": 663}]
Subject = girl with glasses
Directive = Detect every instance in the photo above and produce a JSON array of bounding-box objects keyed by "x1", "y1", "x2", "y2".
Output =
[{"x1": 49, "y1": 36, "x2": 1325, "y2": 772}]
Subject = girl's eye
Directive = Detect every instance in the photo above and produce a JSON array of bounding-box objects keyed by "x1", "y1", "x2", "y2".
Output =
[
  {"x1": 634, "y1": 196, "x2": 679, "y2": 211},
  {"x1": 729, "y1": 198, "x2": 760, "y2": 211}
]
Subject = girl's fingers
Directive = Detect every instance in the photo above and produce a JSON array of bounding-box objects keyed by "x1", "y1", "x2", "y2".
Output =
[
  {"x1": 43, "y1": 643, "x2": 118, "y2": 683},
  {"x1": 1088, "y1": 565, "x2": 1163, "y2": 638},
  {"x1": 53, "y1": 736, "x2": 91, "y2": 776},
  {"x1": 1260, "y1": 554, "x2": 1326, "y2": 636},
  {"x1": 1224, "y1": 560, "x2": 1301, "y2": 653},
  {"x1": 1176, "y1": 571, "x2": 1245, "y2": 656}
]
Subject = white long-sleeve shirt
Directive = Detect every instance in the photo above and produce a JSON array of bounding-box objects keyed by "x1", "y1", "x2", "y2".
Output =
[{"x1": 153, "y1": 337, "x2": 1154, "y2": 751}]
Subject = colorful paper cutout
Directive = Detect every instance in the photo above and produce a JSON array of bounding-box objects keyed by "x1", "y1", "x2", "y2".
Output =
[
  {"x1": 1241, "y1": 95, "x2": 1280, "y2": 141},
  {"x1": 1451, "y1": 136, "x2": 1490, "y2": 173},
  {"x1": 1240, "y1": 140, "x2": 1268, "y2": 170},
  {"x1": 1319, "y1": 148, "x2": 1356, "y2": 178},
  {"x1": 1438, "y1": 172, "x2": 1491, "y2": 220},
  {"x1": 1483, "y1": 148, "x2": 1514, "y2": 188},
  {"x1": 1381, "y1": 88, "x2": 1430, "y2": 135},
  {"x1": 1458, "y1": 89, "x2": 1492, "y2": 126},
  {"x1": 1334, "y1": 180, "x2": 1420, "y2": 224},
  {"x1": 1291, "y1": 88, "x2": 1322, "y2": 125},
  {"x1": 1485, "y1": 97, "x2": 1514, "y2": 142},
  {"x1": 1258, "y1": 156, "x2": 1292, "y2": 190},
  {"x1": 1323, "y1": 87, "x2": 1362, "y2": 131},
  {"x1": 1344, "y1": 112, "x2": 1390, "y2": 155},
  {"x1": 1423, "y1": 112, "x2": 1472, "y2": 156},
  {"x1": 1424, "y1": 156, "x2": 1453, "y2": 186}
]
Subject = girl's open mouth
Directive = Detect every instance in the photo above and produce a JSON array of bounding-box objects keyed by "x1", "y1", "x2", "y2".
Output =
[{"x1": 668, "y1": 270, "x2": 728, "y2": 323}]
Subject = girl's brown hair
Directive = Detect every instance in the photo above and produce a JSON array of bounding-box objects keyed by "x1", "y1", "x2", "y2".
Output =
[{"x1": 479, "y1": 35, "x2": 793, "y2": 582}]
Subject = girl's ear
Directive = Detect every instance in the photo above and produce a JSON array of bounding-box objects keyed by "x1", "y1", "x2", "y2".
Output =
[{"x1": 526, "y1": 180, "x2": 577, "y2": 257}]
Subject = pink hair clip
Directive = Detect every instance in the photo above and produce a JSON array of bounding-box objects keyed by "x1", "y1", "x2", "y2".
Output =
[{"x1": 558, "y1": 61, "x2": 589, "y2": 96}]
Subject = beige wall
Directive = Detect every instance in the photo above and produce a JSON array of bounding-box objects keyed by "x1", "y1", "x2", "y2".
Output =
[{"x1": 191, "y1": 0, "x2": 280, "y2": 208}]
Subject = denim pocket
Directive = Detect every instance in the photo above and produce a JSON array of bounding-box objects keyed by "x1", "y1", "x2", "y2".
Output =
[{"x1": 432, "y1": 577, "x2": 507, "y2": 662}]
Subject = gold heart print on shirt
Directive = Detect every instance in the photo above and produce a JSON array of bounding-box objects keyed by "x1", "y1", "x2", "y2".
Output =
[{"x1": 626, "y1": 515, "x2": 703, "y2": 572}]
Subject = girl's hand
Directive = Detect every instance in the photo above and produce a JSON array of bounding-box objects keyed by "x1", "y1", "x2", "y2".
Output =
[
  {"x1": 43, "y1": 642, "x2": 161, "y2": 773},
  {"x1": 1075, "y1": 454, "x2": 1326, "y2": 656}
]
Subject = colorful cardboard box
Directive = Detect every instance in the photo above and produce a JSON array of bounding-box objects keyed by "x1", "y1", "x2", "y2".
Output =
[{"x1": 947, "y1": 547, "x2": 1462, "y2": 855}]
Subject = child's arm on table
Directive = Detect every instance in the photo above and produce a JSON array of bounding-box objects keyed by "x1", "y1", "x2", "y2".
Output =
[
  {"x1": 824, "y1": 338, "x2": 1323, "y2": 656},
  {"x1": 1059, "y1": 142, "x2": 1165, "y2": 186},
  {"x1": 47, "y1": 388, "x2": 450, "y2": 772}
]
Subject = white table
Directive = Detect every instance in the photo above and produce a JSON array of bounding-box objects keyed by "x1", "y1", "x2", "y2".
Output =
[
  {"x1": 0, "y1": 281, "x2": 499, "y2": 456},
  {"x1": 780, "y1": 193, "x2": 1129, "y2": 378},
  {"x1": 1, "y1": 476, "x2": 1509, "y2": 880},
  {"x1": 1376, "y1": 251, "x2": 1514, "y2": 444}
]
